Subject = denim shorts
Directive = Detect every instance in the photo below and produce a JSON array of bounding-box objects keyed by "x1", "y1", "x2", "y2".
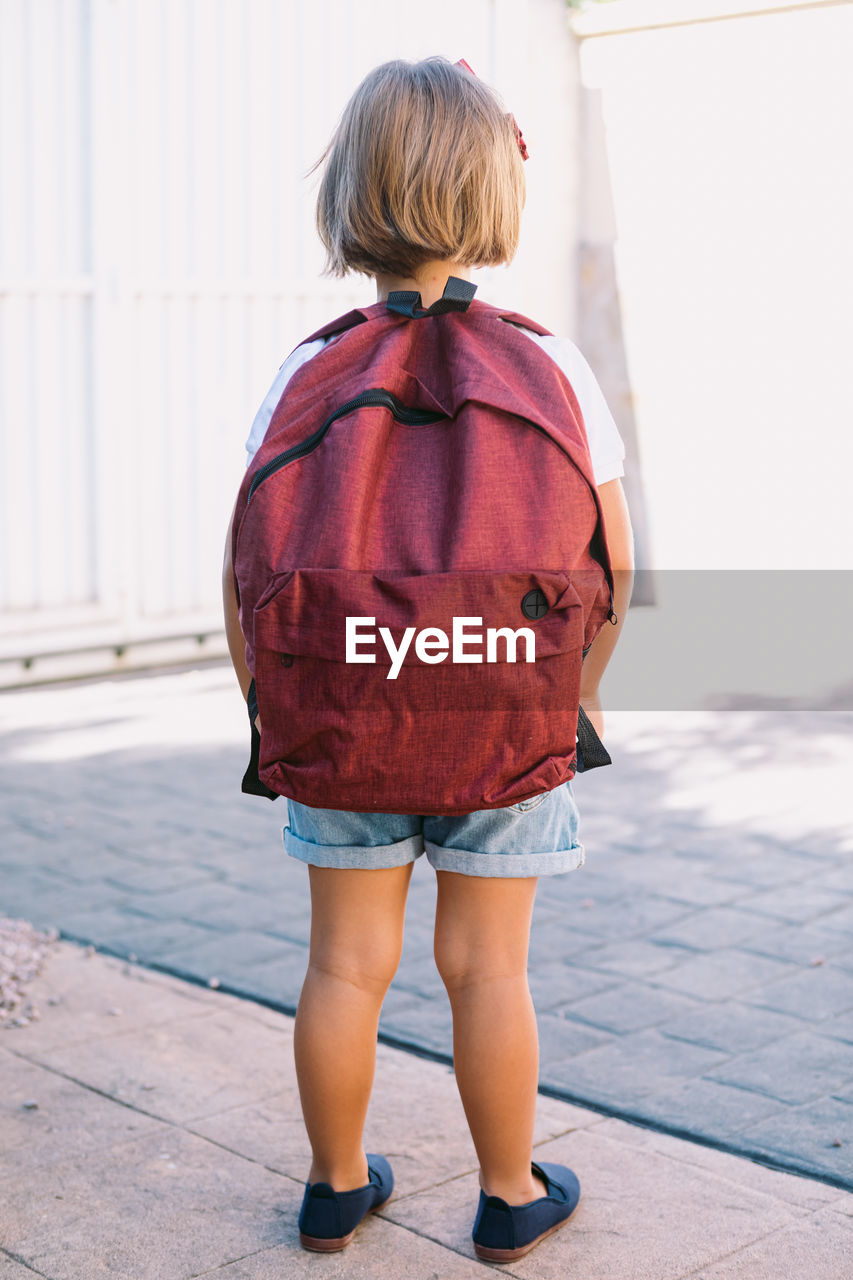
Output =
[{"x1": 282, "y1": 781, "x2": 584, "y2": 878}]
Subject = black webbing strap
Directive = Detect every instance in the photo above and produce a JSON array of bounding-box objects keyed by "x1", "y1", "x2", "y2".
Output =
[
  {"x1": 242, "y1": 678, "x2": 279, "y2": 800},
  {"x1": 575, "y1": 704, "x2": 612, "y2": 773},
  {"x1": 386, "y1": 275, "x2": 477, "y2": 319}
]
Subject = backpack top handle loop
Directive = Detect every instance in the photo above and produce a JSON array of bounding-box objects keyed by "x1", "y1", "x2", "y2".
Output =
[{"x1": 386, "y1": 275, "x2": 477, "y2": 319}]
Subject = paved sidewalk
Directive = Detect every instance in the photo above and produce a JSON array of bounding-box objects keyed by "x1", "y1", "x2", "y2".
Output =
[
  {"x1": 3, "y1": 938, "x2": 853, "y2": 1279},
  {"x1": 1, "y1": 665, "x2": 853, "y2": 1192}
]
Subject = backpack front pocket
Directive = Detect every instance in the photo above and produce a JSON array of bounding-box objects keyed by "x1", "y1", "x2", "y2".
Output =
[{"x1": 251, "y1": 568, "x2": 588, "y2": 814}]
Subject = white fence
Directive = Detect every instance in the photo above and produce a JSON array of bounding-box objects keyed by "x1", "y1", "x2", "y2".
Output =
[{"x1": 0, "y1": 0, "x2": 581, "y2": 684}]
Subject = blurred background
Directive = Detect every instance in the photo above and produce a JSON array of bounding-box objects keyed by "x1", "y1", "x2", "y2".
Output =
[{"x1": 1, "y1": 0, "x2": 852, "y2": 697}]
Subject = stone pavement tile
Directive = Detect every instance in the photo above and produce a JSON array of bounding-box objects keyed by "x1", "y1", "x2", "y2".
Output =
[
  {"x1": 102, "y1": 915, "x2": 234, "y2": 963},
  {"x1": 0, "y1": 1126, "x2": 299, "y2": 1280},
  {"x1": 579, "y1": 853, "x2": 691, "y2": 886},
  {"x1": 379, "y1": 991, "x2": 453, "y2": 1057},
  {"x1": 2, "y1": 873, "x2": 133, "y2": 933},
  {"x1": 738, "y1": 1097, "x2": 853, "y2": 1182},
  {"x1": 0, "y1": 1048, "x2": 166, "y2": 1172},
  {"x1": 569, "y1": 814, "x2": 639, "y2": 850},
  {"x1": 624, "y1": 1078, "x2": 789, "y2": 1138},
  {"x1": 59, "y1": 908, "x2": 221, "y2": 959},
  {"x1": 149, "y1": 929, "x2": 308, "y2": 988},
  {"x1": 656, "y1": 832, "x2": 778, "y2": 864},
  {"x1": 730, "y1": 883, "x2": 852, "y2": 924},
  {"x1": 660, "y1": 1001, "x2": 805, "y2": 1054},
  {"x1": 0, "y1": 1257, "x2": 41, "y2": 1279},
  {"x1": 528, "y1": 891, "x2": 690, "y2": 942},
  {"x1": 545, "y1": 1029, "x2": 729, "y2": 1106},
  {"x1": 244, "y1": 897, "x2": 313, "y2": 948},
  {"x1": 229, "y1": 949, "x2": 307, "y2": 1008},
  {"x1": 107, "y1": 830, "x2": 271, "y2": 866},
  {"x1": 686, "y1": 1204, "x2": 853, "y2": 1280},
  {"x1": 555, "y1": 978, "x2": 704, "y2": 1034},
  {"x1": 1, "y1": 947, "x2": 223, "y2": 1052},
  {"x1": 648, "y1": 906, "x2": 778, "y2": 952},
  {"x1": 529, "y1": 920, "x2": 611, "y2": 958},
  {"x1": 819, "y1": 901, "x2": 853, "y2": 935},
  {"x1": 584, "y1": 1114, "x2": 847, "y2": 1208},
  {"x1": 707, "y1": 851, "x2": 834, "y2": 889},
  {"x1": 99, "y1": 859, "x2": 224, "y2": 895},
  {"x1": 811, "y1": 862, "x2": 853, "y2": 894},
  {"x1": 221, "y1": 854, "x2": 307, "y2": 899},
  {"x1": 527, "y1": 960, "x2": 620, "y2": 1011},
  {"x1": 0, "y1": 826, "x2": 56, "y2": 864},
  {"x1": 191, "y1": 1217, "x2": 490, "y2": 1279},
  {"x1": 576, "y1": 894, "x2": 703, "y2": 940},
  {"x1": 658, "y1": 878, "x2": 756, "y2": 909},
  {"x1": 739, "y1": 921, "x2": 853, "y2": 966},
  {"x1": 383, "y1": 1126, "x2": 802, "y2": 1280},
  {"x1": 648, "y1": 947, "x2": 797, "y2": 1001},
  {"x1": 537, "y1": 1012, "x2": 614, "y2": 1060},
  {"x1": 705, "y1": 1030, "x2": 853, "y2": 1105},
  {"x1": 5, "y1": 802, "x2": 134, "y2": 844},
  {"x1": 574, "y1": 938, "x2": 690, "y2": 977},
  {"x1": 540, "y1": 866, "x2": 636, "y2": 904},
  {"x1": 26, "y1": 1007, "x2": 295, "y2": 1124},
  {"x1": 393, "y1": 958, "x2": 447, "y2": 1002},
  {"x1": 740, "y1": 963, "x2": 853, "y2": 1021},
  {"x1": 5, "y1": 841, "x2": 153, "y2": 889},
  {"x1": 613, "y1": 864, "x2": 749, "y2": 910},
  {"x1": 520, "y1": 899, "x2": 616, "y2": 939},
  {"x1": 829, "y1": 950, "x2": 853, "y2": 977},
  {"x1": 821, "y1": 1011, "x2": 853, "y2": 1044},
  {"x1": 125, "y1": 880, "x2": 312, "y2": 935},
  {"x1": 191, "y1": 1039, "x2": 603, "y2": 1198}
]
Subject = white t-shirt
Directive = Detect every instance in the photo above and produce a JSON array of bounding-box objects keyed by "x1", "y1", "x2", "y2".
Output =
[{"x1": 246, "y1": 324, "x2": 626, "y2": 485}]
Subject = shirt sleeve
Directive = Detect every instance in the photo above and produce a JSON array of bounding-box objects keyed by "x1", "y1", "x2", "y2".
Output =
[
  {"x1": 245, "y1": 338, "x2": 329, "y2": 466},
  {"x1": 510, "y1": 327, "x2": 627, "y2": 486}
]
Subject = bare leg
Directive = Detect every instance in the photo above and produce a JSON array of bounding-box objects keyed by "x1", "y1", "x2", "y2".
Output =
[
  {"x1": 434, "y1": 870, "x2": 545, "y2": 1204},
  {"x1": 293, "y1": 863, "x2": 413, "y2": 1191}
]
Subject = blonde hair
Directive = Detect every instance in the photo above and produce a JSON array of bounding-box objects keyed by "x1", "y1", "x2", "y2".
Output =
[{"x1": 312, "y1": 57, "x2": 526, "y2": 279}]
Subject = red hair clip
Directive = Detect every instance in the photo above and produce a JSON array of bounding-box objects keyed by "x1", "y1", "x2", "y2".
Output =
[{"x1": 455, "y1": 58, "x2": 529, "y2": 161}]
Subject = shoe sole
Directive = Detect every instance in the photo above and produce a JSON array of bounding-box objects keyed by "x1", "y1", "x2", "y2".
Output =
[
  {"x1": 299, "y1": 1228, "x2": 357, "y2": 1252},
  {"x1": 473, "y1": 1200, "x2": 579, "y2": 1263},
  {"x1": 298, "y1": 1194, "x2": 392, "y2": 1252}
]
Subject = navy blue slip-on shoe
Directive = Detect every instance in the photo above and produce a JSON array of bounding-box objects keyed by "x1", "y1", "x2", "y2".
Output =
[
  {"x1": 298, "y1": 1154, "x2": 394, "y2": 1252},
  {"x1": 472, "y1": 1161, "x2": 581, "y2": 1263}
]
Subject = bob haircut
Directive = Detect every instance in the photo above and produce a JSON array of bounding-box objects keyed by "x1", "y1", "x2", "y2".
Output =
[{"x1": 312, "y1": 57, "x2": 526, "y2": 279}]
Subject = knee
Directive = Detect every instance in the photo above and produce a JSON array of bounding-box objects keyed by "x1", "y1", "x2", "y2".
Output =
[
  {"x1": 434, "y1": 931, "x2": 527, "y2": 996},
  {"x1": 308, "y1": 938, "x2": 402, "y2": 1000}
]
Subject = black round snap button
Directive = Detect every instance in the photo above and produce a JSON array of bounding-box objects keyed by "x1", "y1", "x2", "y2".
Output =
[{"x1": 521, "y1": 588, "x2": 548, "y2": 620}]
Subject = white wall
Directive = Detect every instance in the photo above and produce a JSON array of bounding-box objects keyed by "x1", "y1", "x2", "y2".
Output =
[
  {"x1": 0, "y1": 0, "x2": 580, "y2": 681},
  {"x1": 574, "y1": 0, "x2": 853, "y2": 708},
  {"x1": 576, "y1": 0, "x2": 853, "y2": 572}
]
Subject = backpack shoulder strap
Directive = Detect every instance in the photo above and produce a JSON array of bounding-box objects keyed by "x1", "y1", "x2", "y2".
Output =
[
  {"x1": 298, "y1": 289, "x2": 554, "y2": 347},
  {"x1": 300, "y1": 300, "x2": 388, "y2": 345},
  {"x1": 490, "y1": 307, "x2": 554, "y2": 338}
]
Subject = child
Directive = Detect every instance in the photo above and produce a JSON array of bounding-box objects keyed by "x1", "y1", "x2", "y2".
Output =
[{"x1": 222, "y1": 56, "x2": 634, "y2": 1264}]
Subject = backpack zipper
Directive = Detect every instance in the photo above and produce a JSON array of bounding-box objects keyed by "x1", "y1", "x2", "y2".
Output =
[
  {"x1": 247, "y1": 388, "x2": 617, "y2": 622},
  {"x1": 247, "y1": 389, "x2": 447, "y2": 501}
]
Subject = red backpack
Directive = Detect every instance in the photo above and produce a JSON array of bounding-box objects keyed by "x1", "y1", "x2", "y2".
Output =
[{"x1": 233, "y1": 278, "x2": 616, "y2": 815}]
